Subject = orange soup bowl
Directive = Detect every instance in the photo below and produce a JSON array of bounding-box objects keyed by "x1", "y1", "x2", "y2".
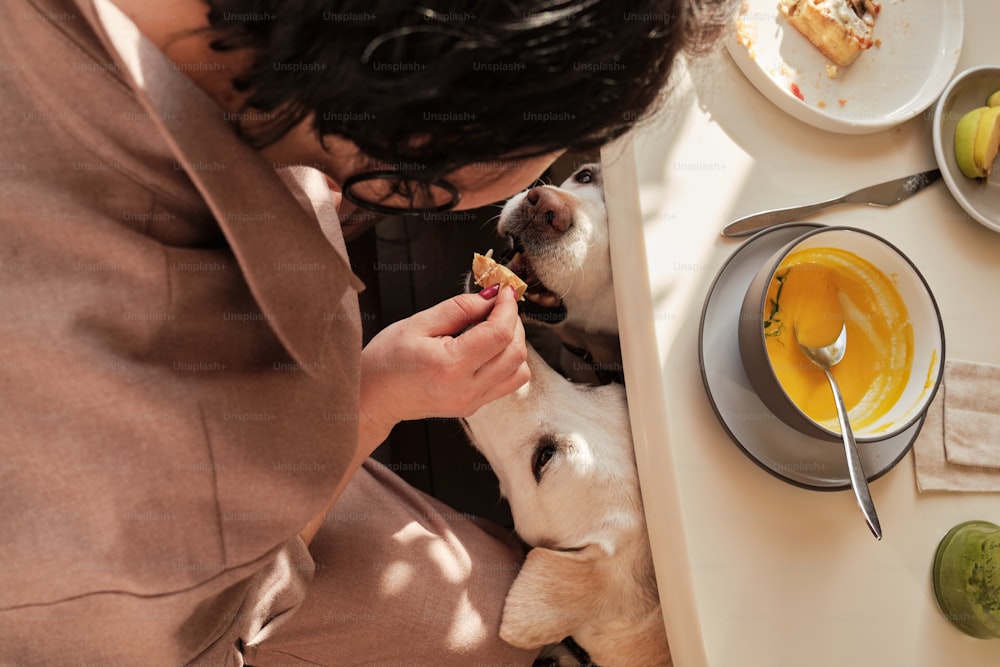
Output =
[{"x1": 738, "y1": 227, "x2": 945, "y2": 442}]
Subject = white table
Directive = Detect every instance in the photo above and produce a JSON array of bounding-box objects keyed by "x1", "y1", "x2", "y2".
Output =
[{"x1": 602, "y1": 2, "x2": 1000, "y2": 664}]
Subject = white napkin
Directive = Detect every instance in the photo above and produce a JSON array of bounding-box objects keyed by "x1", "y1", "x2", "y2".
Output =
[
  {"x1": 914, "y1": 360, "x2": 1000, "y2": 492},
  {"x1": 942, "y1": 360, "x2": 1000, "y2": 468}
]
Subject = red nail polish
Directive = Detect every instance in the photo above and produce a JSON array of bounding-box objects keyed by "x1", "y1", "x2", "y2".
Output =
[{"x1": 479, "y1": 284, "x2": 499, "y2": 299}]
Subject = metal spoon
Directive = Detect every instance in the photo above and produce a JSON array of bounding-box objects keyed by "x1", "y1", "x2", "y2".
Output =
[{"x1": 795, "y1": 322, "x2": 883, "y2": 540}]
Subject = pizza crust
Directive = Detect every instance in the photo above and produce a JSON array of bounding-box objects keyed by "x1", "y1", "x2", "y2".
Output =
[{"x1": 472, "y1": 249, "x2": 528, "y2": 301}]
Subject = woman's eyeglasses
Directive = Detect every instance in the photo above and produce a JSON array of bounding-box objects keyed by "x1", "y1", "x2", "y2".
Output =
[{"x1": 341, "y1": 170, "x2": 461, "y2": 216}]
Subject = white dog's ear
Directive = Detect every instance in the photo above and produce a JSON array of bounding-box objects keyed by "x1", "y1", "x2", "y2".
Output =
[{"x1": 500, "y1": 544, "x2": 608, "y2": 649}]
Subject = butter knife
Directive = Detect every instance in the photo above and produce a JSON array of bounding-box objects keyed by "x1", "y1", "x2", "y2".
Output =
[{"x1": 722, "y1": 168, "x2": 942, "y2": 237}]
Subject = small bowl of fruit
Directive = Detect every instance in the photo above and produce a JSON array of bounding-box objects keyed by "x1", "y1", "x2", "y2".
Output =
[{"x1": 932, "y1": 65, "x2": 1000, "y2": 232}]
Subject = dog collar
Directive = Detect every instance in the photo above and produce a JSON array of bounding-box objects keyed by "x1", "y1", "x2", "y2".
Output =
[
  {"x1": 560, "y1": 636, "x2": 599, "y2": 667},
  {"x1": 561, "y1": 344, "x2": 625, "y2": 386}
]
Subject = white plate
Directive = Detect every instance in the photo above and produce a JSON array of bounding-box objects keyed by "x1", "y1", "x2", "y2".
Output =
[
  {"x1": 726, "y1": 0, "x2": 964, "y2": 134},
  {"x1": 698, "y1": 223, "x2": 921, "y2": 490}
]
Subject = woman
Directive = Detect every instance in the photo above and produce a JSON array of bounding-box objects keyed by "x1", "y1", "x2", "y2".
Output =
[{"x1": 0, "y1": 0, "x2": 734, "y2": 664}]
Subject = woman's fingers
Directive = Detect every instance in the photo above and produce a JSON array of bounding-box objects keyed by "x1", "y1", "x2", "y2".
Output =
[
  {"x1": 464, "y1": 288, "x2": 530, "y2": 410},
  {"x1": 413, "y1": 290, "x2": 499, "y2": 338},
  {"x1": 452, "y1": 286, "x2": 523, "y2": 365}
]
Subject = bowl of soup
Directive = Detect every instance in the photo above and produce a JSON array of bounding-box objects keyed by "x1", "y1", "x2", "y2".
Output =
[{"x1": 737, "y1": 227, "x2": 945, "y2": 442}]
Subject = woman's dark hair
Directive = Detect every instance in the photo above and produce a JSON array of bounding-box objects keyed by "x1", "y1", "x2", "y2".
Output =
[{"x1": 205, "y1": 0, "x2": 736, "y2": 183}]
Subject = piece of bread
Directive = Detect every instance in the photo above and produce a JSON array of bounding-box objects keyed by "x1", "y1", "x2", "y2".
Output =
[
  {"x1": 472, "y1": 249, "x2": 527, "y2": 300},
  {"x1": 779, "y1": 0, "x2": 880, "y2": 67}
]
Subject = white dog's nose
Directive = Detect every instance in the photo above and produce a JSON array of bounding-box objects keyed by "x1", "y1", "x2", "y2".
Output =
[{"x1": 521, "y1": 187, "x2": 572, "y2": 235}]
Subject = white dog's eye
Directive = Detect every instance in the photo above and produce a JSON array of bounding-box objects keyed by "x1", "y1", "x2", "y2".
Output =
[
  {"x1": 532, "y1": 436, "x2": 559, "y2": 483},
  {"x1": 574, "y1": 169, "x2": 593, "y2": 184}
]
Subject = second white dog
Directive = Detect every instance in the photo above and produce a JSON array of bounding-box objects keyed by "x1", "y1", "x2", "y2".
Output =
[{"x1": 461, "y1": 347, "x2": 670, "y2": 666}]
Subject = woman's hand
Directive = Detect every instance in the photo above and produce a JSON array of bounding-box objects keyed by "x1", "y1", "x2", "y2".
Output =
[
  {"x1": 358, "y1": 286, "x2": 529, "y2": 448},
  {"x1": 301, "y1": 286, "x2": 527, "y2": 545}
]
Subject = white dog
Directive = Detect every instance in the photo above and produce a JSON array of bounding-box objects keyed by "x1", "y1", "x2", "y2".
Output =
[
  {"x1": 497, "y1": 162, "x2": 619, "y2": 337},
  {"x1": 461, "y1": 347, "x2": 670, "y2": 666},
  {"x1": 488, "y1": 163, "x2": 622, "y2": 384}
]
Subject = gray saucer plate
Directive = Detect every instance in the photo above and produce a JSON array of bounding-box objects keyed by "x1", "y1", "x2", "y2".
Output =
[{"x1": 698, "y1": 223, "x2": 921, "y2": 491}]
